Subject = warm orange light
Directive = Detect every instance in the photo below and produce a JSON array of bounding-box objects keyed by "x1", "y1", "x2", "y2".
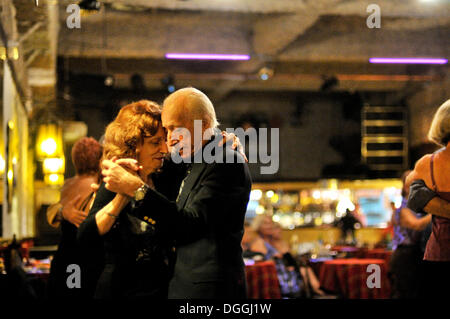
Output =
[
  {"x1": 36, "y1": 123, "x2": 63, "y2": 159},
  {"x1": 7, "y1": 169, "x2": 13, "y2": 182},
  {"x1": 0, "y1": 155, "x2": 5, "y2": 175},
  {"x1": 44, "y1": 173, "x2": 64, "y2": 186},
  {"x1": 43, "y1": 157, "x2": 65, "y2": 174}
]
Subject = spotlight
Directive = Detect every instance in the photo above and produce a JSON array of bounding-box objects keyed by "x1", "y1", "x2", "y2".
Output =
[
  {"x1": 320, "y1": 75, "x2": 339, "y2": 92},
  {"x1": 78, "y1": 0, "x2": 101, "y2": 11},
  {"x1": 258, "y1": 67, "x2": 274, "y2": 81},
  {"x1": 104, "y1": 75, "x2": 114, "y2": 87},
  {"x1": 161, "y1": 75, "x2": 176, "y2": 93}
]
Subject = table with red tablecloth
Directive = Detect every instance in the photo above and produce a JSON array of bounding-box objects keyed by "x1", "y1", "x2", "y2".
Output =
[
  {"x1": 331, "y1": 246, "x2": 361, "y2": 253},
  {"x1": 319, "y1": 258, "x2": 390, "y2": 299},
  {"x1": 360, "y1": 248, "x2": 393, "y2": 266},
  {"x1": 309, "y1": 257, "x2": 334, "y2": 278},
  {"x1": 245, "y1": 260, "x2": 281, "y2": 299},
  {"x1": 330, "y1": 245, "x2": 362, "y2": 258}
]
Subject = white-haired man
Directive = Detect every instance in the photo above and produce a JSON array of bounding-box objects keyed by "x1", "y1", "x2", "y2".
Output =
[{"x1": 102, "y1": 87, "x2": 252, "y2": 298}]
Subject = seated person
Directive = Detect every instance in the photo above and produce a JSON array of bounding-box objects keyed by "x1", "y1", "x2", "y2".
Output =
[
  {"x1": 249, "y1": 215, "x2": 326, "y2": 298},
  {"x1": 241, "y1": 221, "x2": 265, "y2": 260},
  {"x1": 269, "y1": 223, "x2": 326, "y2": 298}
]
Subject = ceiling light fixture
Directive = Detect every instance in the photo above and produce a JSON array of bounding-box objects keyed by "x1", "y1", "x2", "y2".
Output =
[
  {"x1": 104, "y1": 75, "x2": 114, "y2": 87},
  {"x1": 320, "y1": 76, "x2": 339, "y2": 92},
  {"x1": 161, "y1": 75, "x2": 176, "y2": 93},
  {"x1": 369, "y1": 57, "x2": 448, "y2": 64},
  {"x1": 78, "y1": 0, "x2": 101, "y2": 11},
  {"x1": 258, "y1": 67, "x2": 274, "y2": 81},
  {"x1": 165, "y1": 53, "x2": 250, "y2": 61}
]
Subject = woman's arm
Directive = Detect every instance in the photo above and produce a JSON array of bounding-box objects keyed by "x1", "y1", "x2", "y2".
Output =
[
  {"x1": 249, "y1": 237, "x2": 268, "y2": 256},
  {"x1": 78, "y1": 183, "x2": 129, "y2": 247},
  {"x1": 407, "y1": 179, "x2": 450, "y2": 218},
  {"x1": 399, "y1": 207, "x2": 432, "y2": 231},
  {"x1": 94, "y1": 194, "x2": 130, "y2": 235},
  {"x1": 423, "y1": 197, "x2": 450, "y2": 219}
]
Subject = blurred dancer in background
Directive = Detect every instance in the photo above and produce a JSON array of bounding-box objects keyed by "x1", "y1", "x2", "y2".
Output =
[{"x1": 47, "y1": 137, "x2": 103, "y2": 298}]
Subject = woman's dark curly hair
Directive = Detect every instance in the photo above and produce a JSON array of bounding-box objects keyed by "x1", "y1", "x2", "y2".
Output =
[
  {"x1": 102, "y1": 100, "x2": 162, "y2": 162},
  {"x1": 71, "y1": 137, "x2": 103, "y2": 175}
]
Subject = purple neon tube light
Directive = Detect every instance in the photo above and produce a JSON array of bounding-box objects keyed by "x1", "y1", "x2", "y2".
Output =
[
  {"x1": 165, "y1": 53, "x2": 250, "y2": 60},
  {"x1": 369, "y1": 57, "x2": 448, "y2": 64}
]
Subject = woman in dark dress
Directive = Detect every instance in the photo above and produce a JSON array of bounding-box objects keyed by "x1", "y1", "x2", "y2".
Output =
[
  {"x1": 77, "y1": 100, "x2": 179, "y2": 299},
  {"x1": 47, "y1": 137, "x2": 103, "y2": 299}
]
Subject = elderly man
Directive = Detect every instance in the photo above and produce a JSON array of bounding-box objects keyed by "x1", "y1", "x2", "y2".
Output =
[{"x1": 101, "y1": 88, "x2": 252, "y2": 299}]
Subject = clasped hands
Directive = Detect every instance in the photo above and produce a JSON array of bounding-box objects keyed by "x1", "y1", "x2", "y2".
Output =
[
  {"x1": 95, "y1": 132, "x2": 247, "y2": 196},
  {"x1": 100, "y1": 158, "x2": 148, "y2": 198}
]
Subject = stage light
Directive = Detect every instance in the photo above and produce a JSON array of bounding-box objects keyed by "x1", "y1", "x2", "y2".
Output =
[
  {"x1": 270, "y1": 194, "x2": 279, "y2": 204},
  {"x1": 314, "y1": 217, "x2": 323, "y2": 226},
  {"x1": 43, "y1": 157, "x2": 65, "y2": 175},
  {"x1": 312, "y1": 190, "x2": 321, "y2": 200},
  {"x1": 36, "y1": 123, "x2": 64, "y2": 159},
  {"x1": 266, "y1": 190, "x2": 275, "y2": 198},
  {"x1": 250, "y1": 189, "x2": 263, "y2": 201},
  {"x1": 104, "y1": 75, "x2": 114, "y2": 87},
  {"x1": 258, "y1": 67, "x2": 274, "y2": 81},
  {"x1": 255, "y1": 205, "x2": 265, "y2": 215},
  {"x1": 165, "y1": 53, "x2": 250, "y2": 60},
  {"x1": 41, "y1": 138, "x2": 57, "y2": 156},
  {"x1": 369, "y1": 57, "x2": 448, "y2": 64},
  {"x1": 0, "y1": 155, "x2": 5, "y2": 175},
  {"x1": 161, "y1": 75, "x2": 175, "y2": 93},
  {"x1": 45, "y1": 174, "x2": 64, "y2": 186}
]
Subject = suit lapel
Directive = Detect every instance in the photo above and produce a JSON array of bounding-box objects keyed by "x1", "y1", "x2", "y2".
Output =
[{"x1": 176, "y1": 162, "x2": 208, "y2": 209}]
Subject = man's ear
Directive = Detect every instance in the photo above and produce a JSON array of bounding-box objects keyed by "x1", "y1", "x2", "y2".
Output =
[{"x1": 135, "y1": 146, "x2": 141, "y2": 158}]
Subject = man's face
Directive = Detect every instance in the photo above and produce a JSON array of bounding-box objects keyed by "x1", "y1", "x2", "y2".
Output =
[{"x1": 161, "y1": 106, "x2": 196, "y2": 159}]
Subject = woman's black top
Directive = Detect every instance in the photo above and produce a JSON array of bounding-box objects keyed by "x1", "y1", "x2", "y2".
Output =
[
  {"x1": 48, "y1": 193, "x2": 103, "y2": 299},
  {"x1": 77, "y1": 160, "x2": 184, "y2": 299}
]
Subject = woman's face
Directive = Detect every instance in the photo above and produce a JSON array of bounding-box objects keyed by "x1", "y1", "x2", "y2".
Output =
[
  {"x1": 259, "y1": 216, "x2": 275, "y2": 237},
  {"x1": 136, "y1": 125, "x2": 168, "y2": 176},
  {"x1": 272, "y1": 225, "x2": 282, "y2": 240}
]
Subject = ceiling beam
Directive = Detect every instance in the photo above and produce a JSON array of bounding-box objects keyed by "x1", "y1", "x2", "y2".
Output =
[{"x1": 18, "y1": 21, "x2": 44, "y2": 44}]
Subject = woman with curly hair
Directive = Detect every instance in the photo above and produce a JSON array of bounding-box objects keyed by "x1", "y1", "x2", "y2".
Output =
[{"x1": 77, "y1": 100, "x2": 180, "y2": 299}]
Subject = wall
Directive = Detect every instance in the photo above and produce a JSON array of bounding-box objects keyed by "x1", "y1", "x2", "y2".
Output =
[
  {"x1": 215, "y1": 91, "x2": 361, "y2": 181},
  {"x1": 408, "y1": 75, "x2": 450, "y2": 148},
  {"x1": 281, "y1": 227, "x2": 386, "y2": 247}
]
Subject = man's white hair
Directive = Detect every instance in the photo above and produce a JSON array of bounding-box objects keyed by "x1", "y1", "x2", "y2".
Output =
[{"x1": 163, "y1": 87, "x2": 220, "y2": 129}]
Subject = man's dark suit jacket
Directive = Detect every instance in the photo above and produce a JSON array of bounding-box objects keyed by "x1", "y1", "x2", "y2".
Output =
[{"x1": 130, "y1": 139, "x2": 252, "y2": 299}]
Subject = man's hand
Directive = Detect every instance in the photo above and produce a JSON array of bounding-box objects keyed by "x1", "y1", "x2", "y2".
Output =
[
  {"x1": 114, "y1": 158, "x2": 142, "y2": 172},
  {"x1": 220, "y1": 131, "x2": 248, "y2": 163},
  {"x1": 102, "y1": 159, "x2": 144, "y2": 197},
  {"x1": 62, "y1": 195, "x2": 87, "y2": 227},
  {"x1": 91, "y1": 183, "x2": 100, "y2": 193}
]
